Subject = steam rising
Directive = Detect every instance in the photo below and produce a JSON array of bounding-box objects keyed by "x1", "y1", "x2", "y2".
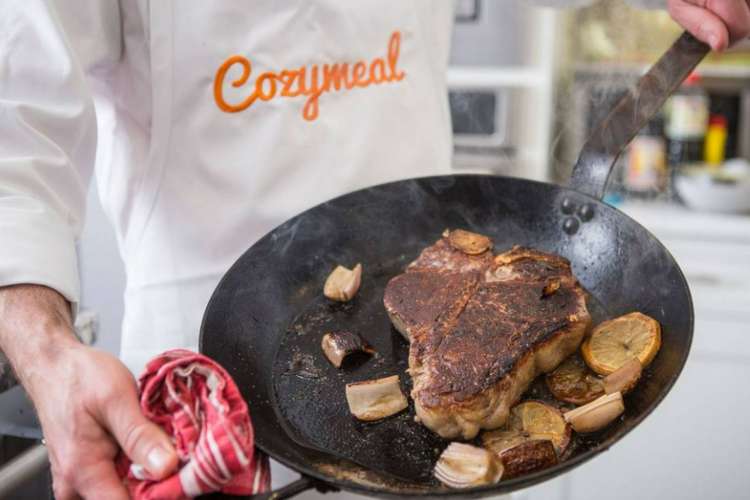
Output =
[{"x1": 546, "y1": 0, "x2": 681, "y2": 202}]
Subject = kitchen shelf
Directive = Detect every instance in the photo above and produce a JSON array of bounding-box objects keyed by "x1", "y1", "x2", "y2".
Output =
[
  {"x1": 448, "y1": 7, "x2": 561, "y2": 183},
  {"x1": 447, "y1": 66, "x2": 547, "y2": 89},
  {"x1": 575, "y1": 61, "x2": 750, "y2": 80}
]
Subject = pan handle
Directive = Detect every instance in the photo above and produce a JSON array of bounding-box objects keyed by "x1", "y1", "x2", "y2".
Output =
[
  {"x1": 199, "y1": 476, "x2": 334, "y2": 500},
  {"x1": 568, "y1": 31, "x2": 710, "y2": 200}
]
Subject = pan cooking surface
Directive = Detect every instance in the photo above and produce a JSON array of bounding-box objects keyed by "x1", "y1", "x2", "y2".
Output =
[
  {"x1": 201, "y1": 175, "x2": 693, "y2": 496},
  {"x1": 271, "y1": 239, "x2": 616, "y2": 484},
  {"x1": 272, "y1": 254, "x2": 441, "y2": 483}
]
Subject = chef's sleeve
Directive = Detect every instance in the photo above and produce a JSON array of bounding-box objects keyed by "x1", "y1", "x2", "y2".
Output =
[{"x1": 0, "y1": 0, "x2": 120, "y2": 311}]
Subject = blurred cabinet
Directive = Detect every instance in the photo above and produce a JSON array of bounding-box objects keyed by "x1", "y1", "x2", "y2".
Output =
[
  {"x1": 561, "y1": 202, "x2": 750, "y2": 500},
  {"x1": 447, "y1": 2, "x2": 563, "y2": 180}
]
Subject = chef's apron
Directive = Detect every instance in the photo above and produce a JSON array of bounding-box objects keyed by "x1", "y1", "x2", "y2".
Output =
[{"x1": 110, "y1": 1, "x2": 456, "y2": 374}]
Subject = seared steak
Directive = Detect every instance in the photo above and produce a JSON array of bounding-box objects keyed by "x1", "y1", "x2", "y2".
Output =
[{"x1": 384, "y1": 232, "x2": 590, "y2": 439}]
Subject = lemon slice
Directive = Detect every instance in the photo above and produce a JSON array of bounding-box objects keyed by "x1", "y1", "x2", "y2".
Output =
[
  {"x1": 581, "y1": 312, "x2": 661, "y2": 376},
  {"x1": 483, "y1": 401, "x2": 570, "y2": 455},
  {"x1": 546, "y1": 354, "x2": 604, "y2": 405}
]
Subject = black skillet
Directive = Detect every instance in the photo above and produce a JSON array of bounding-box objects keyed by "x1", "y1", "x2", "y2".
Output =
[{"x1": 199, "y1": 32, "x2": 706, "y2": 499}]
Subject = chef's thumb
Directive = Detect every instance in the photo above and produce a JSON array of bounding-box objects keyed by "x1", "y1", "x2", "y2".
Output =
[{"x1": 105, "y1": 393, "x2": 179, "y2": 479}]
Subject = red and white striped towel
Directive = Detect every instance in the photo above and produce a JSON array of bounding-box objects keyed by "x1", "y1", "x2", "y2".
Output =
[{"x1": 118, "y1": 349, "x2": 270, "y2": 499}]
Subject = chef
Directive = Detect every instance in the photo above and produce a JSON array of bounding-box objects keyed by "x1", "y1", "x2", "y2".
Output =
[{"x1": 0, "y1": 1, "x2": 747, "y2": 499}]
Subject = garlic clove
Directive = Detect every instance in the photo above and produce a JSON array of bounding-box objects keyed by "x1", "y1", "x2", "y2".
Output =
[
  {"x1": 498, "y1": 439, "x2": 558, "y2": 479},
  {"x1": 434, "y1": 443, "x2": 503, "y2": 489},
  {"x1": 563, "y1": 392, "x2": 625, "y2": 433},
  {"x1": 447, "y1": 229, "x2": 493, "y2": 255},
  {"x1": 321, "y1": 331, "x2": 374, "y2": 368},
  {"x1": 603, "y1": 358, "x2": 642, "y2": 395},
  {"x1": 345, "y1": 375, "x2": 407, "y2": 421},
  {"x1": 324, "y1": 263, "x2": 362, "y2": 302}
]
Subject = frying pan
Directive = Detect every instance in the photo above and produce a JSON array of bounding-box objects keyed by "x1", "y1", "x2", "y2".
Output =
[{"x1": 199, "y1": 32, "x2": 706, "y2": 499}]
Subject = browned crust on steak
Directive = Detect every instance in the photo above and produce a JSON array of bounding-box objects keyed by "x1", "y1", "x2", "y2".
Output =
[
  {"x1": 383, "y1": 270, "x2": 478, "y2": 341},
  {"x1": 384, "y1": 235, "x2": 591, "y2": 439},
  {"x1": 415, "y1": 281, "x2": 584, "y2": 405}
]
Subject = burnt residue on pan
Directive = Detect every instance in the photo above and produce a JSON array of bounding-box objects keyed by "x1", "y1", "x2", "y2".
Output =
[
  {"x1": 271, "y1": 250, "x2": 636, "y2": 485},
  {"x1": 273, "y1": 256, "x2": 445, "y2": 483}
]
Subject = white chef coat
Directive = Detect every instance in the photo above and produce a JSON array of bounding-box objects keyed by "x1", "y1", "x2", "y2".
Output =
[{"x1": 0, "y1": 0, "x2": 455, "y2": 374}]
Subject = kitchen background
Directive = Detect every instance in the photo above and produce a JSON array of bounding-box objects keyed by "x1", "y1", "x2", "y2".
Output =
[{"x1": 1, "y1": 0, "x2": 749, "y2": 498}]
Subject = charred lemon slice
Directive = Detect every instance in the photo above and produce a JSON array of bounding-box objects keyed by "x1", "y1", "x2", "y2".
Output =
[
  {"x1": 483, "y1": 401, "x2": 570, "y2": 455},
  {"x1": 581, "y1": 312, "x2": 661, "y2": 376},
  {"x1": 546, "y1": 354, "x2": 604, "y2": 405}
]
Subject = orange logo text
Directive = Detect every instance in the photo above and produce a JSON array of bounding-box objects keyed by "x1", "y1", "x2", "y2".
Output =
[{"x1": 214, "y1": 31, "x2": 406, "y2": 121}]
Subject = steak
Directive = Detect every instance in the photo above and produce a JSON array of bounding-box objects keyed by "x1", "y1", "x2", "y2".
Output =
[{"x1": 383, "y1": 231, "x2": 590, "y2": 439}]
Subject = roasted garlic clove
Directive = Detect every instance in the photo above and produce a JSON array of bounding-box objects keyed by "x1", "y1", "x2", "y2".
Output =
[
  {"x1": 498, "y1": 440, "x2": 558, "y2": 479},
  {"x1": 563, "y1": 392, "x2": 625, "y2": 433},
  {"x1": 324, "y1": 263, "x2": 362, "y2": 302},
  {"x1": 321, "y1": 331, "x2": 374, "y2": 368},
  {"x1": 434, "y1": 443, "x2": 503, "y2": 489},
  {"x1": 345, "y1": 375, "x2": 408, "y2": 421},
  {"x1": 447, "y1": 229, "x2": 493, "y2": 255},
  {"x1": 603, "y1": 358, "x2": 642, "y2": 395}
]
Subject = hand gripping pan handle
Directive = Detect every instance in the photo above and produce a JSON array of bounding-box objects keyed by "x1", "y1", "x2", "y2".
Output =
[{"x1": 569, "y1": 31, "x2": 710, "y2": 200}]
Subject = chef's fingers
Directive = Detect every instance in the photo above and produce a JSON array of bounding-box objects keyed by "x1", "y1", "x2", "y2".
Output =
[
  {"x1": 668, "y1": 0, "x2": 730, "y2": 50},
  {"x1": 75, "y1": 461, "x2": 129, "y2": 500},
  {"x1": 102, "y1": 385, "x2": 179, "y2": 480},
  {"x1": 685, "y1": 0, "x2": 750, "y2": 42}
]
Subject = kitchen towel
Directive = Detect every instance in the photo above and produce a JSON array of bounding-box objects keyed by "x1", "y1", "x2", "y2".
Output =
[{"x1": 118, "y1": 349, "x2": 270, "y2": 499}]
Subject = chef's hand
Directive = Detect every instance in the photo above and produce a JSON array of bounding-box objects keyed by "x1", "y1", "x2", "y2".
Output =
[
  {"x1": 0, "y1": 285, "x2": 178, "y2": 500},
  {"x1": 668, "y1": 0, "x2": 750, "y2": 51}
]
